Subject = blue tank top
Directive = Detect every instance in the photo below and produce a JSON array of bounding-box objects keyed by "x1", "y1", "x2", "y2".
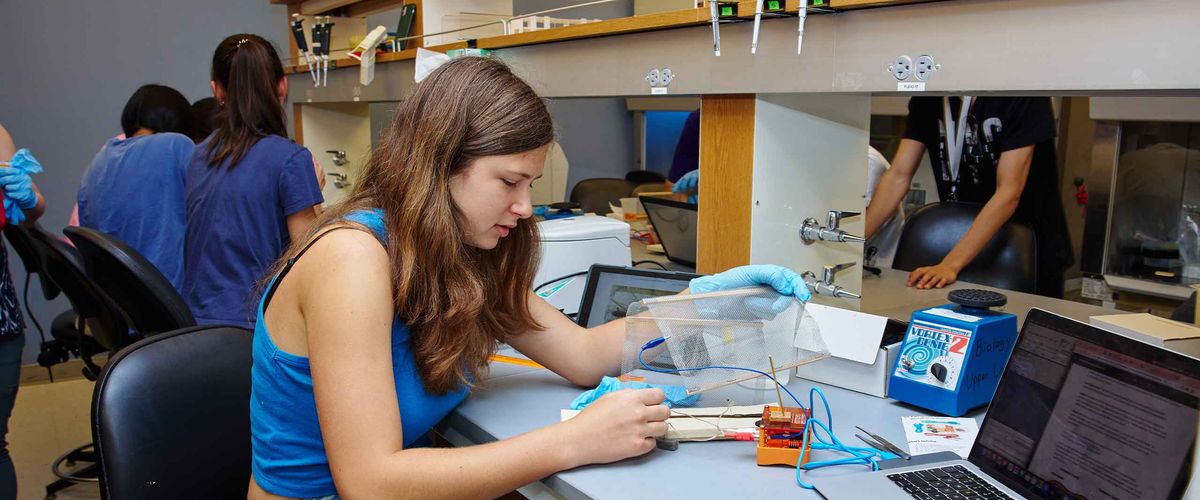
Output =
[{"x1": 250, "y1": 209, "x2": 468, "y2": 498}]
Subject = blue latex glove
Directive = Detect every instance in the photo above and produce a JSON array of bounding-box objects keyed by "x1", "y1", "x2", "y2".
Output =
[
  {"x1": 0, "y1": 169, "x2": 36, "y2": 209},
  {"x1": 690, "y1": 264, "x2": 812, "y2": 302},
  {"x1": 570, "y1": 376, "x2": 700, "y2": 410},
  {"x1": 672, "y1": 169, "x2": 699, "y2": 204},
  {"x1": 690, "y1": 265, "x2": 811, "y2": 319},
  {"x1": 1, "y1": 149, "x2": 43, "y2": 225},
  {"x1": 4, "y1": 205, "x2": 24, "y2": 226}
]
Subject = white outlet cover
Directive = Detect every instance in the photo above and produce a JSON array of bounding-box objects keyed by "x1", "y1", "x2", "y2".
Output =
[{"x1": 892, "y1": 55, "x2": 912, "y2": 81}]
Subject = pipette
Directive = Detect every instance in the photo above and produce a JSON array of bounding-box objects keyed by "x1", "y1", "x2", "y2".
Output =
[
  {"x1": 311, "y1": 18, "x2": 324, "y2": 86},
  {"x1": 797, "y1": 1, "x2": 808, "y2": 55},
  {"x1": 291, "y1": 14, "x2": 318, "y2": 85},
  {"x1": 322, "y1": 16, "x2": 334, "y2": 87},
  {"x1": 751, "y1": 0, "x2": 765, "y2": 54},
  {"x1": 709, "y1": 0, "x2": 721, "y2": 56}
]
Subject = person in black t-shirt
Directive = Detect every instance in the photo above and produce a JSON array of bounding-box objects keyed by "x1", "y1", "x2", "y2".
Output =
[{"x1": 864, "y1": 96, "x2": 1073, "y2": 298}]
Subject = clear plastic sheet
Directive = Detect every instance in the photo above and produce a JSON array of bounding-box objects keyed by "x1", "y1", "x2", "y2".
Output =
[{"x1": 621, "y1": 286, "x2": 828, "y2": 395}]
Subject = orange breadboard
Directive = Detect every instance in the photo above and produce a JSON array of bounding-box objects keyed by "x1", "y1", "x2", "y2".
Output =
[{"x1": 756, "y1": 405, "x2": 813, "y2": 467}]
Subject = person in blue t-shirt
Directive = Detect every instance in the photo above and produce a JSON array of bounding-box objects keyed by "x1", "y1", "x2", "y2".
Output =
[
  {"x1": 247, "y1": 56, "x2": 812, "y2": 500},
  {"x1": 77, "y1": 84, "x2": 196, "y2": 290},
  {"x1": 183, "y1": 34, "x2": 324, "y2": 329}
]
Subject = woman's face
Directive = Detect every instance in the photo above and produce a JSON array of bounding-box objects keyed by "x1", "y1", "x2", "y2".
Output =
[{"x1": 450, "y1": 146, "x2": 547, "y2": 250}]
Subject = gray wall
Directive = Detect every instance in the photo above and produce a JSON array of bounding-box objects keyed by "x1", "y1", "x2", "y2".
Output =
[
  {"x1": 0, "y1": 0, "x2": 288, "y2": 363},
  {"x1": 546, "y1": 98, "x2": 637, "y2": 195},
  {"x1": 513, "y1": 0, "x2": 633, "y2": 18},
  {"x1": 364, "y1": 1, "x2": 634, "y2": 39}
]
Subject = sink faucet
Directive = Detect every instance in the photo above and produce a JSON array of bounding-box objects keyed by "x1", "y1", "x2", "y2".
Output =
[
  {"x1": 326, "y1": 172, "x2": 349, "y2": 188},
  {"x1": 800, "y1": 210, "x2": 865, "y2": 244},
  {"x1": 326, "y1": 150, "x2": 348, "y2": 166},
  {"x1": 803, "y1": 262, "x2": 861, "y2": 299}
]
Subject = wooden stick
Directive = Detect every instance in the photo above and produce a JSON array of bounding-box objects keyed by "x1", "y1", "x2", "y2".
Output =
[{"x1": 768, "y1": 355, "x2": 784, "y2": 410}]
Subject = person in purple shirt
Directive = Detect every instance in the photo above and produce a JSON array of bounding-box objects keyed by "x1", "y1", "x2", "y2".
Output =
[
  {"x1": 667, "y1": 109, "x2": 700, "y2": 203},
  {"x1": 78, "y1": 84, "x2": 196, "y2": 290},
  {"x1": 183, "y1": 34, "x2": 324, "y2": 328}
]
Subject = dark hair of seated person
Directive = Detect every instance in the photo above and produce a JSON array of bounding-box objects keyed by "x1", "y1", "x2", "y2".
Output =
[
  {"x1": 190, "y1": 97, "x2": 220, "y2": 143},
  {"x1": 119, "y1": 84, "x2": 195, "y2": 138}
]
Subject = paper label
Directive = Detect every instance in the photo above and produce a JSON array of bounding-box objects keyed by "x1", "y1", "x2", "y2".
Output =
[
  {"x1": 898, "y1": 82, "x2": 926, "y2": 92},
  {"x1": 1080, "y1": 277, "x2": 1112, "y2": 301},
  {"x1": 894, "y1": 320, "x2": 972, "y2": 391},
  {"x1": 651, "y1": 87, "x2": 669, "y2": 95},
  {"x1": 924, "y1": 307, "x2": 981, "y2": 323},
  {"x1": 902, "y1": 416, "x2": 979, "y2": 458}
]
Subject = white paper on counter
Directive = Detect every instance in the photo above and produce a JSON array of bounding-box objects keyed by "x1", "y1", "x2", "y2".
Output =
[{"x1": 901, "y1": 416, "x2": 979, "y2": 459}]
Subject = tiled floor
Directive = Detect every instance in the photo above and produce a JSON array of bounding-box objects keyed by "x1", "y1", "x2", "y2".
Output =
[{"x1": 9, "y1": 378, "x2": 99, "y2": 500}]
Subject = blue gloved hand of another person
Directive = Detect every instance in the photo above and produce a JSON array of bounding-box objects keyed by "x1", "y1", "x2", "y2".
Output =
[
  {"x1": 0, "y1": 169, "x2": 36, "y2": 210},
  {"x1": 570, "y1": 376, "x2": 700, "y2": 410},
  {"x1": 690, "y1": 264, "x2": 812, "y2": 302},
  {"x1": 672, "y1": 169, "x2": 699, "y2": 204},
  {"x1": 3, "y1": 203, "x2": 24, "y2": 226},
  {"x1": 1, "y1": 148, "x2": 42, "y2": 210}
]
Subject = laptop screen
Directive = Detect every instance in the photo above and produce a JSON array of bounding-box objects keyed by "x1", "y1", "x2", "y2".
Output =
[
  {"x1": 640, "y1": 196, "x2": 698, "y2": 267},
  {"x1": 575, "y1": 265, "x2": 698, "y2": 328},
  {"x1": 971, "y1": 309, "x2": 1200, "y2": 499}
]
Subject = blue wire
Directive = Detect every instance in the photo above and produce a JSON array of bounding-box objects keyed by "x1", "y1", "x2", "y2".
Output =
[
  {"x1": 637, "y1": 338, "x2": 896, "y2": 490},
  {"x1": 795, "y1": 387, "x2": 896, "y2": 489}
]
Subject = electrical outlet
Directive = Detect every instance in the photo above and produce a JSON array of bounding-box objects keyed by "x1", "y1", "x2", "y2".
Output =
[
  {"x1": 915, "y1": 55, "x2": 936, "y2": 81},
  {"x1": 660, "y1": 68, "x2": 674, "y2": 86},
  {"x1": 645, "y1": 68, "x2": 660, "y2": 87},
  {"x1": 890, "y1": 55, "x2": 912, "y2": 81}
]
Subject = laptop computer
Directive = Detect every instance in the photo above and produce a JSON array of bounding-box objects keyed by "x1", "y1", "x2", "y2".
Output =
[
  {"x1": 575, "y1": 264, "x2": 699, "y2": 328},
  {"x1": 813, "y1": 308, "x2": 1200, "y2": 500},
  {"x1": 639, "y1": 196, "x2": 698, "y2": 268}
]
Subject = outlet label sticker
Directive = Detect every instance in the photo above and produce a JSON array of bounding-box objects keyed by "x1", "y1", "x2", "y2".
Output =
[
  {"x1": 895, "y1": 320, "x2": 971, "y2": 391},
  {"x1": 651, "y1": 87, "x2": 668, "y2": 95},
  {"x1": 898, "y1": 82, "x2": 926, "y2": 92}
]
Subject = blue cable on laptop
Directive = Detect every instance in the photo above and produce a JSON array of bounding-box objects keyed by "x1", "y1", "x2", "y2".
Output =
[{"x1": 638, "y1": 337, "x2": 897, "y2": 489}]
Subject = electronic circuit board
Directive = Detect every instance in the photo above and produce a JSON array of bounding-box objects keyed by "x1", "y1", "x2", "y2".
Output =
[{"x1": 756, "y1": 405, "x2": 813, "y2": 466}]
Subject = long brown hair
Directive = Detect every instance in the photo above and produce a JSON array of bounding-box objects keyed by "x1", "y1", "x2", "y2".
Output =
[
  {"x1": 204, "y1": 34, "x2": 288, "y2": 168},
  {"x1": 285, "y1": 57, "x2": 553, "y2": 394}
]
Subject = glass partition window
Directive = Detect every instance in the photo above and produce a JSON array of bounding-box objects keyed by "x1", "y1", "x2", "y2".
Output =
[{"x1": 1106, "y1": 121, "x2": 1200, "y2": 283}]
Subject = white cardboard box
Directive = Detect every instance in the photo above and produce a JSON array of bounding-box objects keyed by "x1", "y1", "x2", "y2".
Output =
[
  {"x1": 794, "y1": 303, "x2": 907, "y2": 398},
  {"x1": 1089, "y1": 313, "x2": 1200, "y2": 359}
]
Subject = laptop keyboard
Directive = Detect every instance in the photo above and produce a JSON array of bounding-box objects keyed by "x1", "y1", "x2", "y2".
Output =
[{"x1": 887, "y1": 465, "x2": 1014, "y2": 500}]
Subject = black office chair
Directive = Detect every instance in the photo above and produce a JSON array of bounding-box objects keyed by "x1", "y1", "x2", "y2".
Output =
[
  {"x1": 892, "y1": 202, "x2": 1038, "y2": 293},
  {"x1": 625, "y1": 170, "x2": 667, "y2": 185},
  {"x1": 4, "y1": 224, "x2": 61, "y2": 301},
  {"x1": 569, "y1": 178, "x2": 634, "y2": 215},
  {"x1": 25, "y1": 227, "x2": 126, "y2": 375},
  {"x1": 24, "y1": 227, "x2": 130, "y2": 499},
  {"x1": 2, "y1": 225, "x2": 81, "y2": 373},
  {"x1": 93, "y1": 325, "x2": 252, "y2": 500},
  {"x1": 64, "y1": 227, "x2": 195, "y2": 336}
]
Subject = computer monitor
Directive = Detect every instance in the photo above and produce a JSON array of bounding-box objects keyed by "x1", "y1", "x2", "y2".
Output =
[
  {"x1": 969, "y1": 308, "x2": 1200, "y2": 499},
  {"x1": 640, "y1": 196, "x2": 698, "y2": 268},
  {"x1": 575, "y1": 264, "x2": 699, "y2": 328}
]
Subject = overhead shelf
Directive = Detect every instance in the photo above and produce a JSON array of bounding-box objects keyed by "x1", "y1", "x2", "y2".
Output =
[
  {"x1": 282, "y1": 0, "x2": 927, "y2": 75},
  {"x1": 286, "y1": 0, "x2": 1200, "y2": 100}
]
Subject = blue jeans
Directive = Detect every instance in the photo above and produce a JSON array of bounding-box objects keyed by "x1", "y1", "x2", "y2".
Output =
[{"x1": 0, "y1": 334, "x2": 23, "y2": 500}]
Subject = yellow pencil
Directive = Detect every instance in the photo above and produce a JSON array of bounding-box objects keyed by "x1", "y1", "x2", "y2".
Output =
[{"x1": 487, "y1": 354, "x2": 645, "y2": 382}]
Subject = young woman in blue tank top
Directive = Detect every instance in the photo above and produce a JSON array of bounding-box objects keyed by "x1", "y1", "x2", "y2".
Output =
[{"x1": 248, "y1": 57, "x2": 812, "y2": 499}]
